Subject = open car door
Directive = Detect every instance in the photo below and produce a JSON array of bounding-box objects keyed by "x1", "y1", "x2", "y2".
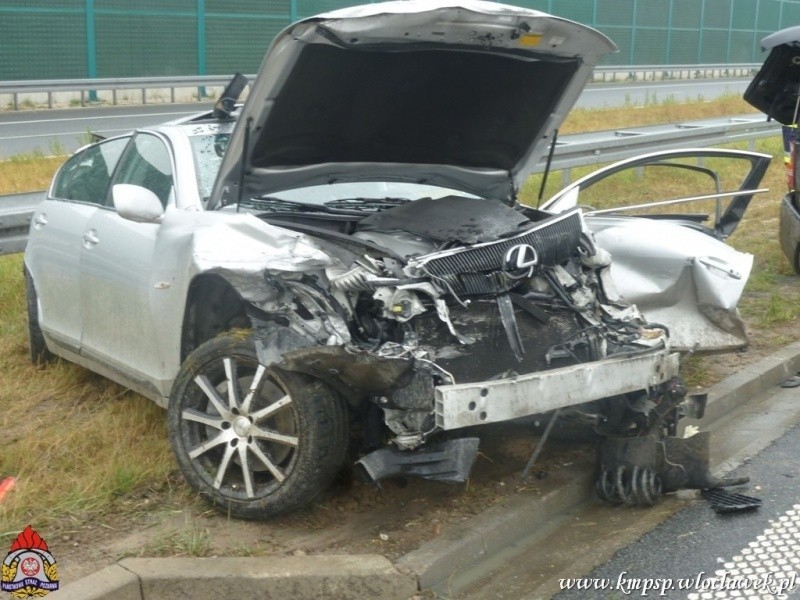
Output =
[
  {"x1": 539, "y1": 149, "x2": 771, "y2": 354},
  {"x1": 541, "y1": 148, "x2": 771, "y2": 239}
]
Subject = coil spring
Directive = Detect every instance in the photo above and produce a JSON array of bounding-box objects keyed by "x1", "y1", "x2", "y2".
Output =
[{"x1": 596, "y1": 465, "x2": 663, "y2": 507}]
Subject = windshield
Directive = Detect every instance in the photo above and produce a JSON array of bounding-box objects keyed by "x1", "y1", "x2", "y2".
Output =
[{"x1": 186, "y1": 123, "x2": 234, "y2": 204}]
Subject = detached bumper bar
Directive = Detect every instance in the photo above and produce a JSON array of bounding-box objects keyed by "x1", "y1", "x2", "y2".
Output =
[{"x1": 434, "y1": 349, "x2": 680, "y2": 430}]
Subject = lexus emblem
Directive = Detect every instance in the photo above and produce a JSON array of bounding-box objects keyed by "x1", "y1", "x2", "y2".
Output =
[{"x1": 503, "y1": 244, "x2": 538, "y2": 278}]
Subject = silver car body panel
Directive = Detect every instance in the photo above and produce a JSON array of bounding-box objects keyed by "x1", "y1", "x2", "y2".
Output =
[{"x1": 30, "y1": 202, "x2": 344, "y2": 404}]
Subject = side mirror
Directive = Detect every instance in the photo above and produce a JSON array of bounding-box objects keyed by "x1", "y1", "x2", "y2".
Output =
[{"x1": 112, "y1": 184, "x2": 164, "y2": 223}]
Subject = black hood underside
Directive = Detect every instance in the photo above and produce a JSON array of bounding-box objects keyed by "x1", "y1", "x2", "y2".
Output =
[
  {"x1": 250, "y1": 44, "x2": 578, "y2": 172},
  {"x1": 357, "y1": 196, "x2": 531, "y2": 244}
]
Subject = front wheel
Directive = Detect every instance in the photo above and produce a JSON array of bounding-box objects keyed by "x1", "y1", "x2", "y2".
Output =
[{"x1": 167, "y1": 331, "x2": 348, "y2": 519}]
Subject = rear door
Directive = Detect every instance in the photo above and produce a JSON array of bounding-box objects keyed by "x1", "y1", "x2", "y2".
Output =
[{"x1": 25, "y1": 137, "x2": 129, "y2": 353}]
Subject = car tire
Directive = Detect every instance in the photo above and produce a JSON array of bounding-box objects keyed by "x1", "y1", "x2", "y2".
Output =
[
  {"x1": 167, "y1": 331, "x2": 348, "y2": 519},
  {"x1": 24, "y1": 268, "x2": 55, "y2": 365}
]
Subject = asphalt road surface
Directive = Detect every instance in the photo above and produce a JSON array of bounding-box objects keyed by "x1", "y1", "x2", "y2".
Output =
[
  {"x1": 0, "y1": 78, "x2": 752, "y2": 159},
  {"x1": 553, "y1": 420, "x2": 800, "y2": 600},
  {"x1": 0, "y1": 103, "x2": 203, "y2": 158},
  {"x1": 457, "y1": 382, "x2": 800, "y2": 599}
]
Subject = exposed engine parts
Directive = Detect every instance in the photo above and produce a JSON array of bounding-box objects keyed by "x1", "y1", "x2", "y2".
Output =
[{"x1": 240, "y1": 195, "x2": 695, "y2": 499}]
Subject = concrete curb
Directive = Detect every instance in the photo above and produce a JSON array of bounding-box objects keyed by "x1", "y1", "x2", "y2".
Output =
[
  {"x1": 53, "y1": 555, "x2": 418, "y2": 599},
  {"x1": 397, "y1": 341, "x2": 800, "y2": 592},
  {"x1": 50, "y1": 341, "x2": 800, "y2": 599}
]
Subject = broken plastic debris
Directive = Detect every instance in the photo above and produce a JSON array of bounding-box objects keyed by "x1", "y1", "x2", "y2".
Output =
[
  {"x1": 683, "y1": 425, "x2": 700, "y2": 438},
  {"x1": 702, "y1": 488, "x2": 762, "y2": 513},
  {"x1": 780, "y1": 376, "x2": 800, "y2": 388},
  {"x1": 0, "y1": 477, "x2": 16, "y2": 502},
  {"x1": 780, "y1": 372, "x2": 800, "y2": 388}
]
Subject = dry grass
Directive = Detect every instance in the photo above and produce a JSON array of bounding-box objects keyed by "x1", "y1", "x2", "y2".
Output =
[
  {"x1": 0, "y1": 94, "x2": 796, "y2": 542},
  {"x1": 0, "y1": 148, "x2": 179, "y2": 543},
  {"x1": 0, "y1": 256, "x2": 175, "y2": 541},
  {"x1": 0, "y1": 153, "x2": 64, "y2": 194},
  {"x1": 560, "y1": 93, "x2": 755, "y2": 134}
]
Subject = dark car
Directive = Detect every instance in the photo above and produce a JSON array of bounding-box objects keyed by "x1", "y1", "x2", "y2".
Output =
[{"x1": 745, "y1": 25, "x2": 800, "y2": 272}]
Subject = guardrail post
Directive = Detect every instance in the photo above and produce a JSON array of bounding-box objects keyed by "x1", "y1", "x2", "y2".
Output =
[
  {"x1": 85, "y1": 0, "x2": 98, "y2": 102},
  {"x1": 197, "y1": 0, "x2": 207, "y2": 100}
]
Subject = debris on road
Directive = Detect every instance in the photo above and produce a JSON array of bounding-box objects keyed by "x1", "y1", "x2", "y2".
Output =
[{"x1": 702, "y1": 488, "x2": 763, "y2": 513}]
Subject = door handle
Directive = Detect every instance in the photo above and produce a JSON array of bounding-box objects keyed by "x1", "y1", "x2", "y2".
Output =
[
  {"x1": 32, "y1": 213, "x2": 47, "y2": 229},
  {"x1": 82, "y1": 230, "x2": 99, "y2": 248}
]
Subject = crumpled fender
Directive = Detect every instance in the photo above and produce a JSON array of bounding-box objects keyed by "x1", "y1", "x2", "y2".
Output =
[
  {"x1": 277, "y1": 345, "x2": 415, "y2": 401},
  {"x1": 586, "y1": 216, "x2": 753, "y2": 353},
  {"x1": 191, "y1": 212, "x2": 335, "y2": 273}
]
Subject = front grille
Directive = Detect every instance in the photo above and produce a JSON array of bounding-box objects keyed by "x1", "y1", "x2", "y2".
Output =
[
  {"x1": 414, "y1": 299, "x2": 592, "y2": 384},
  {"x1": 409, "y1": 207, "x2": 583, "y2": 278},
  {"x1": 440, "y1": 271, "x2": 517, "y2": 296}
]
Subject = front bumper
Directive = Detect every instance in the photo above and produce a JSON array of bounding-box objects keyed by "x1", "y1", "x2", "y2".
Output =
[{"x1": 434, "y1": 348, "x2": 680, "y2": 430}]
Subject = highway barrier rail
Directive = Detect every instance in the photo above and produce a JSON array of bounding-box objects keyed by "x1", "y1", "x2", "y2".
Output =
[
  {"x1": 0, "y1": 64, "x2": 760, "y2": 110},
  {"x1": 0, "y1": 113, "x2": 779, "y2": 257},
  {"x1": 0, "y1": 191, "x2": 46, "y2": 255}
]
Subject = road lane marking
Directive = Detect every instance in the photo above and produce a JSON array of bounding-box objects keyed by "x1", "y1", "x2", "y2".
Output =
[
  {"x1": 686, "y1": 504, "x2": 800, "y2": 599},
  {"x1": 0, "y1": 129, "x2": 124, "y2": 141}
]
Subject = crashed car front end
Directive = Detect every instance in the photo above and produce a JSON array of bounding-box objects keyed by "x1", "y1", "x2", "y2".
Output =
[
  {"x1": 165, "y1": 0, "x2": 743, "y2": 518},
  {"x1": 182, "y1": 188, "x2": 687, "y2": 503}
]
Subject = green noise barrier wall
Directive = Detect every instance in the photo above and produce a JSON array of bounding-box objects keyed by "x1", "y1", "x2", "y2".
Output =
[{"x1": 2, "y1": 0, "x2": 800, "y2": 80}]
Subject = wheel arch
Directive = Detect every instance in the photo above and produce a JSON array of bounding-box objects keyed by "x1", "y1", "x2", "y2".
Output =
[{"x1": 180, "y1": 273, "x2": 250, "y2": 362}]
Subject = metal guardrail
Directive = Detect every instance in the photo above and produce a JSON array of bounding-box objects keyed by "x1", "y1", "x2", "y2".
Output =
[
  {"x1": 0, "y1": 113, "x2": 780, "y2": 256},
  {"x1": 0, "y1": 75, "x2": 257, "y2": 110},
  {"x1": 0, "y1": 64, "x2": 760, "y2": 110},
  {"x1": 0, "y1": 191, "x2": 46, "y2": 255},
  {"x1": 546, "y1": 114, "x2": 778, "y2": 185}
]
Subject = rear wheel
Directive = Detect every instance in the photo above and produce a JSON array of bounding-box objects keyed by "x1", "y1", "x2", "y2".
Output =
[
  {"x1": 24, "y1": 268, "x2": 55, "y2": 365},
  {"x1": 167, "y1": 331, "x2": 348, "y2": 519}
]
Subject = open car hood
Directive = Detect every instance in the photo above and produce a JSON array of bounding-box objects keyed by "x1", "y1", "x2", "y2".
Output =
[
  {"x1": 210, "y1": 0, "x2": 615, "y2": 209},
  {"x1": 745, "y1": 25, "x2": 800, "y2": 124}
]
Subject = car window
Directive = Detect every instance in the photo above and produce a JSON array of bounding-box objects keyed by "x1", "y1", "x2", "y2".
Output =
[
  {"x1": 189, "y1": 133, "x2": 229, "y2": 205},
  {"x1": 112, "y1": 133, "x2": 175, "y2": 208},
  {"x1": 51, "y1": 137, "x2": 129, "y2": 205}
]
